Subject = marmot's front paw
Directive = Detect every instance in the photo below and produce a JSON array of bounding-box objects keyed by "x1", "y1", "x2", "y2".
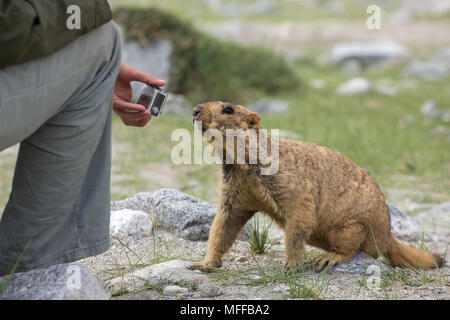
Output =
[{"x1": 187, "y1": 261, "x2": 222, "y2": 273}]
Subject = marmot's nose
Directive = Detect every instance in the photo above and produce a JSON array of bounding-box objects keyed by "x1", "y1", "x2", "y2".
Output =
[{"x1": 193, "y1": 105, "x2": 203, "y2": 118}]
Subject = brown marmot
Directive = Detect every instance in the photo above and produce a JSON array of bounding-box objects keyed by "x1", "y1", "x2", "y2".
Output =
[{"x1": 188, "y1": 101, "x2": 444, "y2": 272}]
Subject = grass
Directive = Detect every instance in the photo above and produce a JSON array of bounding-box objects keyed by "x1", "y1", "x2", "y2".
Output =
[
  {"x1": 246, "y1": 216, "x2": 272, "y2": 254},
  {"x1": 113, "y1": 7, "x2": 299, "y2": 104}
]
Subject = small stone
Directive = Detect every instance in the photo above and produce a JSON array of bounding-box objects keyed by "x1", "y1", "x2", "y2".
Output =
[
  {"x1": 337, "y1": 77, "x2": 372, "y2": 95},
  {"x1": 235, "y1": 255, "x2": 248, "y2": 263},
  {"x1": 198, "y1": 284, "x2": 222, "y2": 298},
  {"x1": 163, "y1": 285, "x2": 188, "y2": 297}
]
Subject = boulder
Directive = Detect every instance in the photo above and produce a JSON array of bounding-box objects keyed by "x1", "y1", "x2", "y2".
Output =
[
  {"x1": 328, "y1": 41, "x2": 410, "y2": 68},
  {"x1": 0, "y1": 264, "x2": 109, "y2": 300},
  {"x1": 149, "y1": 189, "x2": 217, "y2": 241}
]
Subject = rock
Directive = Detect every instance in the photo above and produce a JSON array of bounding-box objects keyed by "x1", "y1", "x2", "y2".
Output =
[
  {"x1": 420, "y1": 100, "x2": 450, "y2": 122},
  {"x1": 235, "y1": 255, "x2": 248, "y2": 263},
  {"x1": 405, "y1": 47, "x2": 450, "y2": 82},
  {"x1": 330, "y1": 252, "x2": 389, "y2": 275},
  {"x1": 107, "y1": 259, "x2": 208, "y2": 296},
  {"x1": 0, "y1": 264, "x2": 109, "y2": 300},
  {"x1": 110, "y1": 209, "x2": 153, "y2": 245},
  {"x1": 405, "y1": 60, "x2": 449, "y2": 82},
  {"x1": 431, "y1": 201, "x2": 450, "y2": 216},
  {"x1": 309, "y1": 78, "x2": 325, "y2": 89},
  {"x1": 198, "y1": 284, "x2": 222, "y2": 298},
  {"x1": 149, "y1": 189, "x2": 217, "y2": 241},
  {"x1": 421, "y1": 100, "x2": 439, "y2": 117},
  {"x1": 111, "y1": 189, "x2": 216, "y2": 241},
  {"x1": 248, "y1": 99, "x2": 289, "y2": 114},
  {"x1": 163, "y1": 285, "x2": 189, "y2": 297},
  {"x1": 387, "y1": 202, "x2": 423, "y2": 241},
  {"x1": 121, "y1": 40, "x2": 172, "y2": 100},
  {"x1": 111, "y1": 192, "x2": 155, "y2": 213},
  {"x1": 163, "y1": 94, "x2": 193, "y2": 116},
  {"x1": 328, "y1": 41, "x2": 410, "y2": 69},
  {"x1": 337, "y1": 77, "x2": 372, "y2": 95}
]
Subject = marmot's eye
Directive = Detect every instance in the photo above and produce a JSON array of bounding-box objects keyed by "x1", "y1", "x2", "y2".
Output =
[{"x1": 222, "y1": 106, "x2": 235, "y2": 115}]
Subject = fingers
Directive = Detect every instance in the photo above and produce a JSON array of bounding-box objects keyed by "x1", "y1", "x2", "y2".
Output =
[
  {"x1": 113, "y1": 107, "x2": 151, "y2": 127},
  {"x1": 113, "y1": 99, "x2": 147, "y2": 113},
  {"x1": 121, "y1": 61, "x2": 166, "y2": 87},
  {"x1": 134, "y1": 71, "x2": 166, "y2": 87}
]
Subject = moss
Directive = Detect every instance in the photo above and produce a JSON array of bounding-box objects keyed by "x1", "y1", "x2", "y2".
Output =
[{"x1": 113, "y1": 7, "x2": 299, "y2": 104}]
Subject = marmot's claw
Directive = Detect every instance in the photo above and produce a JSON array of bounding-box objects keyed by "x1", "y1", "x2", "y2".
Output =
[{"x1": 283, "y1": 262, "x2": 311, "y2": 273}]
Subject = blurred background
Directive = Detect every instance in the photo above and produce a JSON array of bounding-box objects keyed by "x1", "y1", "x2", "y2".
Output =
[{"x1": 0, "y1": 0, "x2": 449, "y2": 217}]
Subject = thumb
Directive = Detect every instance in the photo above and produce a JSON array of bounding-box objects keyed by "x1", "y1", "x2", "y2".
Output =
[{"x1": 129, "y1": 68, "x2": 166, "y2": 87}]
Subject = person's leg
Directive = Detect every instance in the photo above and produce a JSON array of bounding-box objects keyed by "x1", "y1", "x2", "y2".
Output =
[{"x1": 0, "y1": 21, "x2": 121, "y2": 274}]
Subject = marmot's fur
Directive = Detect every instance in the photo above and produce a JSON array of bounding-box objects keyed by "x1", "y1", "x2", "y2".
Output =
[{"x1": 189, "y1": 102, "x2": 444, "y2": 271}]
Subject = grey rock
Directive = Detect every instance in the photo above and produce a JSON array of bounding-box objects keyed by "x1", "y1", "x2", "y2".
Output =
[
  {"x1": 420, "y1": 100, "x2": 450, "y2": 122},
  {"x1": 431, "y1": 201, "x2": 450, "y2": 216},
  {"x1": 149, "y1": 189, "x2": 217, "y2": 241},
  {"x1": 111, "y1": 189, "x2": 216, "y2": 241},
  {"x1": 163, "y1": 94, "x2": 193, "y2": 116},
  {"x1": 0, "y1": 264, "x2": 109, "y2": 300},
  {"x1": 248, "y1": 99, "x2": 289, "y2": 114},
  {"x1": 405, "y1": 60, "x2": 449, "y2": 82},
  {"x1": 328, "y1": 41, "x2": 410, "y2": 68},
  {"x1": 198, "y1": 284, "x2": 222, "y2": 297},
  {"x1": 111, "y1": 192, "x2": 155, "y2": 213},
  {"x1": 387, "y1": 202, "x2": 423, "y2": 241},
  {"x1": 330, "y1": 251, "x2": 389, "y2": 275},
  {"x1": 163, "y1": 285, "x2": 188, "y2": 297},
  {"x1": 107, "y1": 260, "x2": 208, "y2": 295},
  {"x1": 405, "y1": 47, "x2": 450, "y2": 82},
  {"x1": 110, "y1": 209, "x2": 153, "y2": 245},
  {"x1": 337, "y1": 77, "x2": 372, "y2": 95}
]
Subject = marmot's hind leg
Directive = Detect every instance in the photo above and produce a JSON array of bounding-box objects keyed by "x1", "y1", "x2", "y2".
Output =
[{"x1": 313, "y1": 223, "x2": 366, "y2": 271}]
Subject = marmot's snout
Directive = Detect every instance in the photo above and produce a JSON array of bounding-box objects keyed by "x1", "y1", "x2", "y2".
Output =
[{"x1": 192, "y1": 104, "x2": 203, "y2": 123}]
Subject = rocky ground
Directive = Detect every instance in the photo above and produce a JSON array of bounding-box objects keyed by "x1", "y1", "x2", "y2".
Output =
[
  {"x1": 77, "y1": 190, "x2": 449, "y2": 301},
  {"x1": 0, "y1": 189, "x2": 448, "y2": 300}
]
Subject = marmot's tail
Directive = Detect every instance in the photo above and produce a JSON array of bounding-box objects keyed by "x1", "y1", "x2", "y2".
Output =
[{"x1": 385, "y1": 237, "x2": 444, "y2": 269}]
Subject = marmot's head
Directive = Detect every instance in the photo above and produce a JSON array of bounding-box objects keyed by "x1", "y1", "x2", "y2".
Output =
[{"x1": 192, "y1": 101, "x2": 261, "y2": 135}]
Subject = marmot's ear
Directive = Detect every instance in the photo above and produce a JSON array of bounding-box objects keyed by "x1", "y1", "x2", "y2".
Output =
[{"x1": 248, "y1": 112, "x2": 261, "y2": 128}]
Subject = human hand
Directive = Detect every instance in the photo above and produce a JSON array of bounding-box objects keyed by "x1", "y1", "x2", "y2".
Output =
[{"x1": 113, "y1": 61, "x2": 166, "y2": 127}]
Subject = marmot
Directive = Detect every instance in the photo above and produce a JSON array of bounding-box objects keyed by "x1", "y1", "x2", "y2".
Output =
[{"x1": 188, "y1": 101, "x2": 444, "y2": 272}]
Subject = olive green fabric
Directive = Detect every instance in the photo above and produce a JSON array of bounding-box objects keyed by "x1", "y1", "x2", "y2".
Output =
[{"x1": 0, "y1": 0, "x2": 112, "y2": 68}]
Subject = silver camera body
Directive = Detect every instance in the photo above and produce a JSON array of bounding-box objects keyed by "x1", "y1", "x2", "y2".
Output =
[{"x1": 136, "y1": 85, "x2": 168, "y2": 118}]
